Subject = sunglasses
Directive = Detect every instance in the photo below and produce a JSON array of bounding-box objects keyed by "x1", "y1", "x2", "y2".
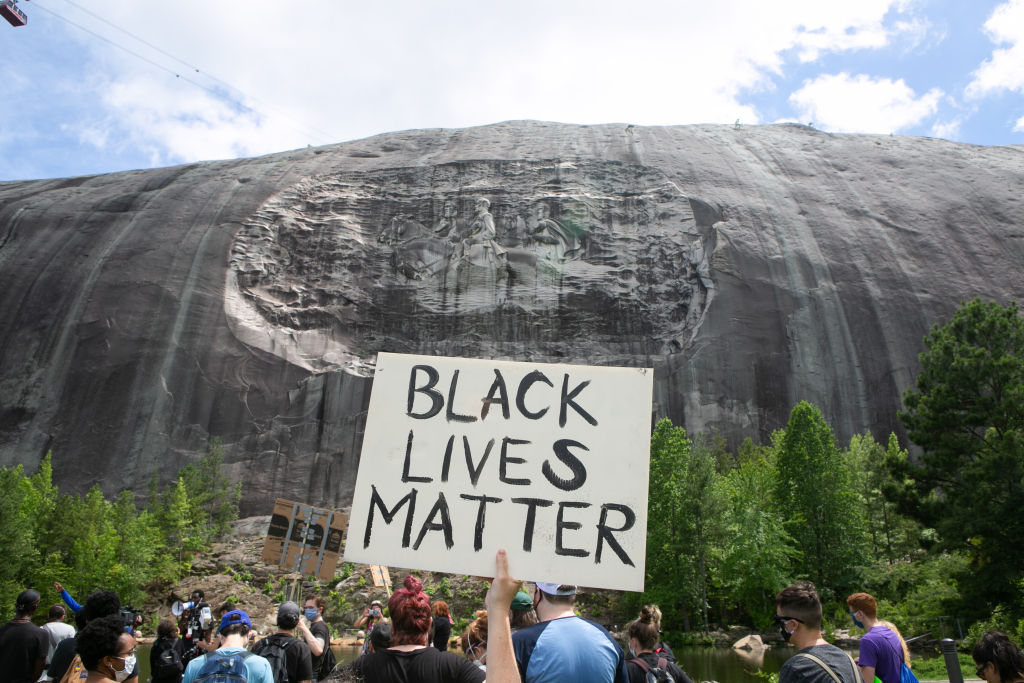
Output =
[
  {"x1": 976, "y1": 664, "x2": 987, "y2": 679},
  {"x1": 773, "y1": 615, "x2": 805, "y2": 625}
]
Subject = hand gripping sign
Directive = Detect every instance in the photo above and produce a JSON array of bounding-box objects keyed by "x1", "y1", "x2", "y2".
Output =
[{"x1": 344, "y1": 353, "x2": 653, "y2": 591}]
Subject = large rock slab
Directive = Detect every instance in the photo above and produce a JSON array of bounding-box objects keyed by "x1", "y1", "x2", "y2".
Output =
[{"x1": 1, "y1": 122, "x2": 1022, "y2": 514}]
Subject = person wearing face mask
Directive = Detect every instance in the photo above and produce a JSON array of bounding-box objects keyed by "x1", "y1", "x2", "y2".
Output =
[
  {"x1": 461, "y1": 611, "x2": 488, "y2": 671},
  {"x1": 625, "y1": 606, "x2": 692, "y2": 683},
  {"x1": 75, "y1": 614, "x2": 137, "y2": 683},
  {"x1": 846, "y1": 593, "x2": 908, "y2": 683},
  {"x1": 973, "y1": 631, "x2": 1024, "y2": 683},
  {"x1": 48, "y1": 590, "x2": 139, "y2": 683},
  {"x1": 775, "y1": 582, "x2": 860, "y2": 683},
  {"x1": 296, "y1": 595, "x2": 334, "y2": 681}
]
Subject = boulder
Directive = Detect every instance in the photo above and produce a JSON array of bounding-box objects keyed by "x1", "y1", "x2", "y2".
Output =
[{"x1": 733, "y1": 634, "x2": 767, "y2": 650}]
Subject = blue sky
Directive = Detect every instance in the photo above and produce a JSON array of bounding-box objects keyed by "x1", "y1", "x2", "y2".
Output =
[{"x1": 2, "y1": 0, "x2": 1022, "y2": 181}]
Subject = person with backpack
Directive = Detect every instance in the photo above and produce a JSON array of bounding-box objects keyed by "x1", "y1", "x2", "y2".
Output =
[
  {"x1": 846, "y1": 593, "x2": 911, "y2": 683},
  {"x1": 151, "y1": 619, "x2": 185, "y2": 683},
  {"x1": 625, "y1": 606, "x2": 693, "y2": 683},
  {"x1": 776, "y1": 583, "x2": 860, "y2": 683},
  {"x1": 252, "y1": 602, "x2": 313, "y2": 683},
  {"x1": 182, "y1": 610, "x2": 273, "y2": 683}
]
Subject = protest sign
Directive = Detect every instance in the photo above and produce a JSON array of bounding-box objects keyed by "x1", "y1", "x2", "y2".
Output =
[
  {"x1": 344, "y1": 353, "x2": 653, "y2": 591},
  {"x1": 262, "y1": 498, "x2": 347, "y2": 582},
  {"x1": 369, "y1": 564, "x2": 392, "y2": 591}
]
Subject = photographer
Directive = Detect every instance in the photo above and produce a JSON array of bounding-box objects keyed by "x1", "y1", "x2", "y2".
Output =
[
  {"x1": 177, "y1": 590, "x2": 216, "y2": 665},
  {"x1": 353, "y1": 600, "x2": 388, "y2": 656}
]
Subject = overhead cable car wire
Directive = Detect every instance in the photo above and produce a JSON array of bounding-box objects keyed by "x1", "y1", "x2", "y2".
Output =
[{"x1": 31, "y1": 0, "x2": 338, "y2": 146}]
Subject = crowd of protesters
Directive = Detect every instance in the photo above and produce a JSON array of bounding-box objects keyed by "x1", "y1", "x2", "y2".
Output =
[{"x1": 3, "y1": 552, "x2": 1023, "y2": 683}]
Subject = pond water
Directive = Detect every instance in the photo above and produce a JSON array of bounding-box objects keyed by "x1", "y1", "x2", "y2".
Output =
[{"x1": 133, "y1": 642, "x2": 947, "y2": 683}]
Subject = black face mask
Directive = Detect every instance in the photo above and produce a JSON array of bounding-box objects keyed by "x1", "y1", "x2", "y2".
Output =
[{"x1": 774, "y1": 615, "x2": 800, "y2": 642}]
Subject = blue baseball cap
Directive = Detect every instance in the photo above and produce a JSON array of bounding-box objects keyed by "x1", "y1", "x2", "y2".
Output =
[
  {"x1": 219, "y1": 609, "x2": 252, "y2": 633},
  {"x1": 534, "y1": 582, "x2": 577, "y2": 596}
]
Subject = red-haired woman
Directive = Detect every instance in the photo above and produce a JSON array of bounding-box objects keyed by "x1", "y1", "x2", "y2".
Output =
[
  {"x1": 352, "y1": 576, "x2": 484, "y2": 682},
  {"x1": 432, "y1": 600, "x2": 453, "y2": 651}
]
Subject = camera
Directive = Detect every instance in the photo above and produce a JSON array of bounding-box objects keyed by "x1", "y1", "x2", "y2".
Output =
[{"x1": 120, "y1": 607, "x2": 143, "y2": 632}]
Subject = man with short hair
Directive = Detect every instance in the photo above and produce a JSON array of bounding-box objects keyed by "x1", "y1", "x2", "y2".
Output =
[
  {"x1": 183, "y1": 610, "x2": 274, "y2": 683},
  {"x1": 298, "y1": 595, "x2": 331, "y2": 681},
  {"x1": 253, "y1": 601, "x2": 313, "y2": 683},
  {"x1": 179, "y1": 589, "x2": 216, "y2": 664},
  {"x1": 0, "y1": 589, "x2": 49, "y2": 683},
  {"x1": 39, "y1": 603, "x2": 75, "y2": 681},
  {"x1": 847, "y1": 592, "x2": 905, "y2": 683},
  {"x1": 776, "y1": 582, "x2": 860, "y2": 683},
  {"x1": 512, "y1": 582, "x2": 628, "y2": 683}
]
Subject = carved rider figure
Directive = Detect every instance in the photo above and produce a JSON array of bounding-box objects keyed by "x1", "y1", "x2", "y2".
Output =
[
  {"x1": 451, "y1": 197, "x2": 508, "y2": 267},
  {"x1": 433, "y1": 200, "x2": 458, "y2": 238},
  {"x1": 527, "y1": 202, "x2": 581, "y2": 261}
]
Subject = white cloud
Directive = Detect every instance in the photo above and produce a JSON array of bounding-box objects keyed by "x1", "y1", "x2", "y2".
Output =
[
  {"x1": 930, "y1": 118, "x2": 963, "y2": 140},
  {"x1": 17, "y1": 0, "x2": 925, "y2": 169},
  {"x1": 789, "y1": 73, "x2": 943, "y2": 134},
  {"x1": 1015, "y1": 115, "x2": 1024, "y2": 133},
  {"x1": 966, "y1": 0, "x2": 1024, "y2": 98}
]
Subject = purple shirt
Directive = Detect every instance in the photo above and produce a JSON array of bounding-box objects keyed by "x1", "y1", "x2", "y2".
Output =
[{"x1": 859, "y1": 625, "x2": 904, "y2": 683}]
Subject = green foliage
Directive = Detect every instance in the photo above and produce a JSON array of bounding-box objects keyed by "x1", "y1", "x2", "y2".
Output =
[
  {"x1": 336, "y1": 562, "x2": 356, "y2": 581},
  {"x1": 846, "y1": 433, "x2": 921, "y2": 564},
  {"x1": 0, "y1": 442, "x2": 240, "y2": 613},
  {"x1": 636, "y1": 419, "x2": 727, "y2": 631},
  {"x1": 896, "y1": 299, "x2": 1024, "y2": 617},
  {"x1": 149, "y1": 439, "x2": 242, "y2": 558},
  {"x1": 772, "y1": 401, "x2": 865, "y2": 598},
  {"x1": 718, "y1": 440, "x2": 796, "y2": 629},
  {"x1": 962, "y1": 605, "x2": 1024, "y2": 651},
  {"x1": 910, "y1": 653, "x2": 976, "y2": 680},
  {"x1": 860, "y1": 551, "x2": 968, "y2": 635},
  {"x1": 328, "y1": 589, "x2": 350, "y2": 614}
]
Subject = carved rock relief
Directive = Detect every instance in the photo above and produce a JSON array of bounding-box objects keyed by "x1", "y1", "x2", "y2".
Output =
[{"x1": 226, "y1": 160, "x2": 718, "y2": 373}]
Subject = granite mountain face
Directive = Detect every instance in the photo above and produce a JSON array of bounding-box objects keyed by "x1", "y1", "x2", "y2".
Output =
[{"x1": 1, "y1": 121, "x2": 1021, "y2": 513}]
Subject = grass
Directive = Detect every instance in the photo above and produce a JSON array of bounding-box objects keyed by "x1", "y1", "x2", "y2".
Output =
[{"x1": 912, "y1": 653, "x2": 977, "y2": 680}]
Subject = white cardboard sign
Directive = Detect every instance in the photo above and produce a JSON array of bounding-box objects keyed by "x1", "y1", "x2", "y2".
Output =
[{"x1": 344, "y1": 352, "x2": 653, "y2": 591}]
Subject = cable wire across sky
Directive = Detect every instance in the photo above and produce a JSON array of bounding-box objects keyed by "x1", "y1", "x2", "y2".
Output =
[{"x1": 32, "y1": 0, "x2": 339, "y2": 146}]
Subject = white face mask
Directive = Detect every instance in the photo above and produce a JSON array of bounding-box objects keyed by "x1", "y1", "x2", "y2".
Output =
[{"x1": 111, "y1": 654, "x2": 135, "y2": 682}]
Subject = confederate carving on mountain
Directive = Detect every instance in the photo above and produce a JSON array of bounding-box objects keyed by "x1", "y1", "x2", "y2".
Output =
[{"x1": 227, "y1": 160, "x2": 718, "y2": 372}]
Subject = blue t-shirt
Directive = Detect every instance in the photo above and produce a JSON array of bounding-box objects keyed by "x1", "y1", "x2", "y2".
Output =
[
  {"x1": 859, "y1": 626, "x2": 904, "y2": 683},
  {"x1": 183, "y1": 647, "x2": 274, "y2": 683},
  {"x1": 512, "y1": 616, "x2": 628, "y2": 683}
]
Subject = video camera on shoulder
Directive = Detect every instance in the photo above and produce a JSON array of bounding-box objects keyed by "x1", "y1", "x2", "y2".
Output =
[{"x1": 120, "y1": 606, "x2": 143, "y2": 632}]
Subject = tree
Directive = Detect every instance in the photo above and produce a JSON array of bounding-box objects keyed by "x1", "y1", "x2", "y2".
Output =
[
  {"x1": 895, "y1": 299, "x2": 1024, "y2": 614},
  {"x1": 773, "y1": 401, "x2": 864, "y2": 597},
  {"x1": 845, "y1": 432, "x2": 920, "y2": 565},
  {"x1": 639, "y1": 419, "x2": 727, "y2": 632},
  {"x1": 719, "y1": 438, "x2": 796, "y2": 628}
]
